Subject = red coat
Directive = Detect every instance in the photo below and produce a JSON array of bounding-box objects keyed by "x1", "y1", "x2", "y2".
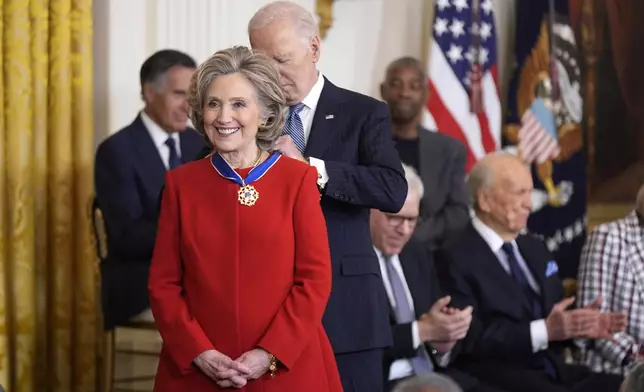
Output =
[{"x1": 148, "y1": 156, "x2": 342, "y2": 391}]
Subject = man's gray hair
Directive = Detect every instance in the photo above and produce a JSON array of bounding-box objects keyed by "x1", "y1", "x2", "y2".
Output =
[
  {"x1": 403, "y1": 163, "x2": 425, "y2": 200},
  {"x1": 467, "y1": 150, "x2": 518, "y2": 209},
  {"x1": 392, "y1": 373, "x2": 463, "y2": 392},
  {"x1": 248, "y1": 1, "x2": 319, "y2": 45}
]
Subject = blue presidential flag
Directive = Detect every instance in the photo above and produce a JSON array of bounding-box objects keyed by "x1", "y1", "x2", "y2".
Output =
[{"x1": 504, "y1": 0, "x2": 586, "y2": 279}]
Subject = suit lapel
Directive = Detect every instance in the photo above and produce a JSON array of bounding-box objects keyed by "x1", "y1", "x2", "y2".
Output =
[
  {"x1": 399, "y1": 245, "x2": 433, "y2": 319},
  {"x1": 304, "y1": 78, "x2": 342, "y2": 159},
  {"x1": 516, "y1": 236, "x2": 550, "y2": 314},
  {"x1": 130, "y1": 116, "x2": 167, "y2": 190},
  {"x1": 179, "y1": 130, "x2": 204, "y2": 163},
  {"x1": 467, "y1": 225, "x2": 535, "y2": 315}
]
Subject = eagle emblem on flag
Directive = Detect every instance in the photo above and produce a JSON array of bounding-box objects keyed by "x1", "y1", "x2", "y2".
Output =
[{"x1": 505, "y1": 16, "x2": 583, "y2": 208}]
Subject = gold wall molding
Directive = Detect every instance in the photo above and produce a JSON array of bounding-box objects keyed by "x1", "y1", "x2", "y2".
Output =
[{"x1": 317, "y1": 0, "x2": 334, "y2": 39}]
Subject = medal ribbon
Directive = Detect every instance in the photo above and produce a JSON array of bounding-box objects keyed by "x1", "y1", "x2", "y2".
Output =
[{"x1": 211, "y1": 151, "x2": 281, "y2": 186}]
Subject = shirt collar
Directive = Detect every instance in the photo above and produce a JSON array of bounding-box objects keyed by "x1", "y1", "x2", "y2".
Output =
[
  {"x1": 300, "y1": 72, "x2": 324, "y2": 111},
  {"x1": 140, "y1": 110, "x2": 179, "y2": 149},
  {"x1": 373, "y1": 246, "x2": 384, "y2": 260},
  {"x1": 471, "y1": 215, "x2": 514, "y2": 253}
]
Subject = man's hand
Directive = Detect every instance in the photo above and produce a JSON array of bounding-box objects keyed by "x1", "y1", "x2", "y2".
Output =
[
  {"x1": 546, "y1": 296, "x2": 626, "y2": 341},
  {"x1": 273, "y1": 136, "x2": 306, "y2": 162},
  {"x1": 579, "y1": 297, "x2": 627, "y2": 340},
  {"x1": 418, "y1": 296, "x2": 473, "y2": 345},
  {"x1": 193, "y1": 349, "x2": 249, "y2": 387}
]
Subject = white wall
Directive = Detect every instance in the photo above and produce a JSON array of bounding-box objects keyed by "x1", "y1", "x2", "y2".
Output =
[{"x1": 93, "y1": 0, "x2": 516, "y2": 144}]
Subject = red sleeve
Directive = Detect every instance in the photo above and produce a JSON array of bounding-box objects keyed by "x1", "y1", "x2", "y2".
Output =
[
  {"x1": 257, "y1": 166, "x2": 332, "y2": 369},
  {"x1": 148, "y1": 172, "x2": 214, "y2": 374}
]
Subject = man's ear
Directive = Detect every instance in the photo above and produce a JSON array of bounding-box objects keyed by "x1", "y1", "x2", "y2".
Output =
[
  {"x1": 310, "y1": 36, "x2": 321, "y2": 63},
  {"x1": 478, "y1": 190, "x2": 492, "y2": 213},
  {"x1": 141, "y1": 82, "x2": 156, "y2": 104}
]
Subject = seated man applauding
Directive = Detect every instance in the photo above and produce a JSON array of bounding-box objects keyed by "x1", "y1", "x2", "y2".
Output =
[
  {"x1": 436, "y1": 152, "x2": 626, "y2": 392},
  {"x1": 371, "y1": 164, "x2": 506, "y2": 392}
]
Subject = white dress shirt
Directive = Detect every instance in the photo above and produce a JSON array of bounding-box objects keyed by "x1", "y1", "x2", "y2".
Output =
[
  {"x1": 297, "y1": 72, "x2": 329, "y2": 186},
  {"x1": 374, "y1": 247, "x2": 422, "y2": 380},
  {"x1": 140, "y1": 110, "x2": 181, "y2": 170},
  {"x1": 471, "y1": 216, "x2": 550, "y2": 353}
]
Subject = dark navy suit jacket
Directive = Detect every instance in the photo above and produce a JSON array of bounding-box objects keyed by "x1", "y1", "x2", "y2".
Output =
[
  {"x1": 95, "y1": 114, "x2": 205, "y2": 329},
  {"x1": 383, "y1": 238, "x2": 480, "y2": 391},
  {"x1": 435, "y1": 224, "x2": 569, "y2": 386},
  {"x1": 195, "y1": 78, "x2": 408, "y2": 354},
  {"x1": 311, "y1": 79, "x2": 407, "y2": 354}
]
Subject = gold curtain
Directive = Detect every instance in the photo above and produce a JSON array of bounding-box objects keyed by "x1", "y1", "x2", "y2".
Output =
[{"x1": 0, "y1": 0, "x2": 95, "y2": 391}]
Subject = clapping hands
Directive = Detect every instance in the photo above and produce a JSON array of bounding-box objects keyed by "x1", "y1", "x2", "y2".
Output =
[
  {"x1": 545, "y1": 296, "x2": 627, "y2": 342},
  {"x1": 417, "y1": 296, "x2": 473, "y2": 353},
  {"x1": 194, "y1": 348, "x2": 273, "y2": 388}
]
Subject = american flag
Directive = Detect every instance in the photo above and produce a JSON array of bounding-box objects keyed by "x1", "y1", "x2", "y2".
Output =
[
  {"x1": 519, "y1": 97, "x2": 561, "y2": 164},
  {"x1": 425, "y1": 0, "x2": 500, "y2": 172}
]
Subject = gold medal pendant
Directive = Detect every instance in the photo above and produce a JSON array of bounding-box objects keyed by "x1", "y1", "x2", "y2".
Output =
[{"x1": 238, "y1": 184, "x2": 259, "y2": 206}]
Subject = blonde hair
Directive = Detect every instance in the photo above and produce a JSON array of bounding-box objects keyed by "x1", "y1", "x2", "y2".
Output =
[{"x1": 188, "y1": 46, "x2": 287, "y2": 150}]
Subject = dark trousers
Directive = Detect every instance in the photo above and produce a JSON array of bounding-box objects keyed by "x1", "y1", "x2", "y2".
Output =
[{"x1": 335, "y1": 349, "x2": 384, "y2": 392}]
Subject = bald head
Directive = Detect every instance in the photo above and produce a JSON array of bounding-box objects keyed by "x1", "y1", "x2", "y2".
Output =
[{"x1": 469, "y1": 151, "x2": 533, "y2": 239}]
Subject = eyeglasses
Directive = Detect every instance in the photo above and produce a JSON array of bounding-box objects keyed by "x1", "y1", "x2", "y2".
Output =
[{"x1": 385, "y1": 214, "x2": 418, "y2": 227}]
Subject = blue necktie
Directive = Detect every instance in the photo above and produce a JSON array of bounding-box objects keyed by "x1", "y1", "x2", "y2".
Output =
[
  {"x1": 501, "y1": 242, "x2": 542, "y2": 319},
  {"x1": 283, "y1": 103, "x2": 306, "y2": 153},
  {"x1": 385, "y1": 256, "x2": 434, "y2": 375},
  {"x1": 165, "y1": 137, "x2": 181, "y2": 170},
  {"x1": 501, "y1": 243, "x2": 557, "y2": 378}
]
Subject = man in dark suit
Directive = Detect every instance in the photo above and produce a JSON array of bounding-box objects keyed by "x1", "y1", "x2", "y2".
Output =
[
  {"x1": 246, "y1": 2, "x2": 407, "y2": 390},
  {"x1": 436, "y1": 151, "x2": 626, "y2": 392},
  {"x1": 371, "y1": 164, "x2": 506, "y2": 392},
  {"x1": 95, "y1": 50, "x2": 205, "y2": 329},
  {"x1": 380, "y1": 56, "x2": 469, "y2": 251}
]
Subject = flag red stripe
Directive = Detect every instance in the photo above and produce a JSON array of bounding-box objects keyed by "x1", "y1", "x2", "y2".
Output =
[
  {"x1": 480, "y1": 65, "x2": 500, "y2": 154},
  {"x1": 427, "y1": 79, "x2": 478, "y2": 171}
]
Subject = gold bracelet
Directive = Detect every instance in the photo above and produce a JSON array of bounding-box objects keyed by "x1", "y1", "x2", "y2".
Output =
[{"x1": 267, "y1": 353, "x2": 278, "y2": 378}]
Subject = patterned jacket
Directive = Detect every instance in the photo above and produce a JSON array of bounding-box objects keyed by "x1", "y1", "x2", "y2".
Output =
[{"x1": 577, "y1": 210, "x2": 644, "y2": 375}]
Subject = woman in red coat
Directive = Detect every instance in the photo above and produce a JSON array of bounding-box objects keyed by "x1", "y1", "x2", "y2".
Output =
[{"x1": 148, "y1": 46, "x2": 342, "y2": 391}]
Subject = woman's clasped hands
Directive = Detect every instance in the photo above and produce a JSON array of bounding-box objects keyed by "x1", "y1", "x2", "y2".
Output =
[{"x1": 194, "y1": 348, "x2": 272, "y2": 388}]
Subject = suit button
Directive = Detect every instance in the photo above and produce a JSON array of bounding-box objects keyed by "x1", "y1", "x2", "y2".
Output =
[{"x1": 334, "y1": 192, "x2": 340, "y2": 197}]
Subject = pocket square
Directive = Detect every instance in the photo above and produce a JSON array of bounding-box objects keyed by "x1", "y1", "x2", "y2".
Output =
[{"x1": 545, "y1": 260, "x2": 559, "y2": 277}]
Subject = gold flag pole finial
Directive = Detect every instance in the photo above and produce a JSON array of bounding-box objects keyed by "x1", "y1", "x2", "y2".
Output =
[{"x1": 316, "y1": 0, "x2": 334, "y2": 39}]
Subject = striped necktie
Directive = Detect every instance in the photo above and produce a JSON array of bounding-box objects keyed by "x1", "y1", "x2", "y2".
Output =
[{"x1": 283, "y1": 103, "x2": 306, "y2": 153}]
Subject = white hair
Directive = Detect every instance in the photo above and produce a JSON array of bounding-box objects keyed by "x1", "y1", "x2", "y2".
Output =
[
  {"x1": 393, "y1": 373, "x2": 463, "y2": 392},
  {"x1": 620, "y1": 363, "x2": 644, "y2": 392},
  {"x1": 403, "y1": 163, "x2": 424, "y2": 200},
  {"x1": 248, "y1": 1, "x2": 319, "y2": 45},
  {"x1": 467, "y1": 150, "x2": 518, "y2": 209}
]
